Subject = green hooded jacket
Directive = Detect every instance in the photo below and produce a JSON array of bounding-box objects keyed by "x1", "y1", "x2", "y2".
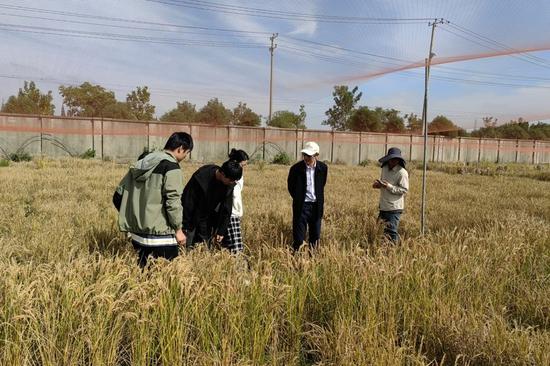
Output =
[{"x1": 115, "y1": 150, "x2": 184, "y2": 235}]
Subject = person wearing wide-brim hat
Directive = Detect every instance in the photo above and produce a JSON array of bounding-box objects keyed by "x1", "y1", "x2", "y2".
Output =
[
  {"x1": 372, "y1": 147, "x2": 409, "y2": 243},
  {"x1": 287, "y1": 141, "x2": 328, "y2": 251}
]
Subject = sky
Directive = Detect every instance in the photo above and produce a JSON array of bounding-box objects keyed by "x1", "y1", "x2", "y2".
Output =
[{"x1": 1, "y1": 0, "x2": 550, "y2": 130}]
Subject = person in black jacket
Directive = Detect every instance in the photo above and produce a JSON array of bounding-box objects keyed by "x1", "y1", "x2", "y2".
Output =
[
  {"x1": 287, "y1": 141, "x2": 328, "y2": 251},
  {"x1": 182, "y1": 160, "x2": 242, "y2": 249}
]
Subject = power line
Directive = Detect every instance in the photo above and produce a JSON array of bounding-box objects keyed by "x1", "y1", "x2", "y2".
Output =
[
  {"x1": 0, "y1": 3, "x2": 271, "y2": 35},
  {"x1": 441, "y1": 23, "x2": 550, "y2": 70},
  {"x1": 280, "y1": 35, "x2": 414, "y2": 64},
  {"x1": 0, "y1": 22, "x2": 266, "y2": 48},
  {"x1": 434, "y1": 65, "x2": 550, "y2": 82},
  {"x1": 146, "y1": 0, "x2": 432, "y2": 24},
  {"x1": 0, "y1": 11, "x2": 267, "y2": 38},
  {"x1": 400, "y1": 70, "x2": 550, "y2": 89},
  {"x1": 448, "y1": 22, "x2": 550, "y2": 66}
]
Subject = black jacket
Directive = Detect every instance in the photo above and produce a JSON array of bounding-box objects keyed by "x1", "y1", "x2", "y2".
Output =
[
  {"x1": 287, "y1": 160, "x2": 328, "y2": 220},
  {"x1": 181, "y1": 165, "x2": 234, "y2": 240}
]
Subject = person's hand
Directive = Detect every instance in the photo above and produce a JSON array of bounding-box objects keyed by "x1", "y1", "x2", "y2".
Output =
[
  {"x1": 215, "y1": 235, "x2": 224, "y2": 243},
  {"x1": 175, "y1": 229, "x2": 186, "y2": 246},
  {"x1": 373, "y1": 180, "x2": 382, "y2": 189},
  {"x1": 380, "y1": 180, "x2": 389, "y2": 188}
]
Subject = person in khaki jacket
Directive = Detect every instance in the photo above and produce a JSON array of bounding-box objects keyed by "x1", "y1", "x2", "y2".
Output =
[
  {"x1": 373, "y1": 147, "x2": 409, "y2": 243},
  {"x1": 113, "y1": 132, "x2": 193, "y2": 267}
]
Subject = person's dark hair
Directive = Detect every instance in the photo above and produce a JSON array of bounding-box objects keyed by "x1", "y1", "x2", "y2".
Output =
[
  {"x1": 164, "y1": 132, "x2": 194, "y2": 151},
  {"x1": 220, "y1": 160, "x2": 243, "y2": 181},
  {"x1": 228, "y1": 148, "x2": 249, "y2": 163}
]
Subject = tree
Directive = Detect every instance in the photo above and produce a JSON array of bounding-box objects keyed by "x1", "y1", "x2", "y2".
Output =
[
  {"x1": 268, "y1": 106, "x2": 306, "y2": 129},
  {"x1": 59, "y1": 82, "x2": 116, "y2": 117},
  {"x1": 102, "y1": 102, "x2": 136, "y2": 120},
  {"x1": 499, "y1": 119, "x2": 530, "y2": 139},
  {"x1": 126, "y1": 86, "x2": 155, "y2": 120},
  {"x1": 381, "y1": 108, "x2": 405, "y2": 133},
  {"x1": 405, "y1": 113, "x2": 422, "y2": 133},
  {"x1": 195, "y1": 98, "x2": 232, "y2": 125},
  {"x1": 483, "y1": 116, "x2": 497, "y2": 128},
  {"x1": 348, "y1": 106, "x2": 383, "y2": 132},
  {"x1": 231, "y1": 102, "x2": 261, "y2": 126},
  {"x1": 323, "y1": 85, "x2": 362, "y2": 131},
  {"x1": 1, "y1": 81, "x2": 55, "y2": 115},
  {"x1": 160, "y1": 101, "x2": 197, "y2": 123},
  {"x1": 529, "y1": 122, "x2": 550, "y2": 140},
  {"x1": 428, "y1": 115, "x2": 465, "y2": 137}
]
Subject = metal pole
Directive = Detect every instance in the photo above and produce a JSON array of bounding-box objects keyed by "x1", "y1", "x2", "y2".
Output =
[
  {"x1": 268, "y1": 33, "x2": 278, "y2": 126},
  {"x1": 421, "y1": 58, "x2": 429, "y2": 236},
  {"x1": 421, "y1": 18, "x2": 443, "y2": 236}
]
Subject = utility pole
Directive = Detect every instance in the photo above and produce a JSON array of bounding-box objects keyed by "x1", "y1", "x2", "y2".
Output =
[
  {"x1": 268, "y1": 33, "x2": 278, "y2": 126},
  {"x1": 421, "y1": 18, "x2": 446, "y2": 236}
]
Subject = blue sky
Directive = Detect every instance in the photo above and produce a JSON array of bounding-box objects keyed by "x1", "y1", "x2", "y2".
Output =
[{"x1": 1, "y1": 0, "x2": 549, "y2": 130}]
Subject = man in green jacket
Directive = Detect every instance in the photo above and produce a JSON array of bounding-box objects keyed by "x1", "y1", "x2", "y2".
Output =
[{"x1": 113, "y1": 132, "x2": 193, "y2": 267}]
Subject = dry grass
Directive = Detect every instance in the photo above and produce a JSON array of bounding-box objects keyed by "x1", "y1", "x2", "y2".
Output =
[{"x1": 0, "y1": 158, "x2": 548, "y2": 365}]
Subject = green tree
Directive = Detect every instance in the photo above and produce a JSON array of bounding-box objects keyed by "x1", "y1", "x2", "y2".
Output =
[
  {"x1": 405, "y1": 113, "x2": 422, "y2": 133},
  {"x1": 126, "y1": 86, "x2": 155, "y2": 120},
  {"x1": 59, "y1": 82, "x2": 116, "y2": 117},
  {"x1": 529, "y1": 122, "x2": 550, "y2": 140},
  {"x1": 348, "y1": 106, "x2": 383, "y2": 132},
  {"x1": 102, "y1": 102, "x2": 136, "y2": 120},
  {"x1": 1, "y1": 81, "x2": 55, "y2": 115},
  {"x1": 232, "y1": 102, "x2": 261, "y2": 126},
  {"x1": 160, "y1": 101, "x2": 197, "y2": 123},
  {"x1": 429, "y1": 115, "x2": 465, "y2": 137},
  {"x1": 323, "y1": 85, "x2": 362, "y2": 131},
  {"x1": 268, "y1": 105, "x2": 306, "y2": 129},
  {"x1": 195, "y1": 98, "x2": 232, "y2": 125},
  {"x1": 381, "y1": 108, "x2": 405, "y2": 133},
  {"x1": 499, "y1": 119, "x2": 530, "y2": 139}
]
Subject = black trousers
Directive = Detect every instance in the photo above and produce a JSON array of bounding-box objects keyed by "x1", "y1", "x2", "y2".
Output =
[
  {"x1": 132, "y1": 241, "x2": 179, "y2": 268},
  {"x1": 292, "y1": 202, "x2": 321, "y2": 251}
]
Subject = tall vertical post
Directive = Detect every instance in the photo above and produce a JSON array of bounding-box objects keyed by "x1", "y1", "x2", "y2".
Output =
[
  {"x1": 101, "y1": 116, "x2": 104, "y2": 159},
  {"x1": 146, "y1": 122, "x2": 150, "y2": 151},
  {"x1": 421, "y1": 18, "x2": 444, "y2": 236},
  {"x1": 330, "y1": 130, "x2": 335, "y2": 163},
  {"x1": 91, "y1": 118, "x2": 95, "y2": 154},
  {"x1": 359, "y1": 132, "x2": 363, "y2": 165},
  {"x1": 39, "y1": 116, "x2": 43, "y2": 156},
  {"x1": 409, "y1": 134, "x2": 413, "y2": 162},
  {"x1": 268, "y1": 33, "x2": 278, "y2": 126}
]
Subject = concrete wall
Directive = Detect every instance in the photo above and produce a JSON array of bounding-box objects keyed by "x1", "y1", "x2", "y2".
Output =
[
  {"x1": 1, "y1": 113, "x2": 548, "y2": 164},
  {"x1": 333, "y1": 132, "x2": 360, "y2": 165}
]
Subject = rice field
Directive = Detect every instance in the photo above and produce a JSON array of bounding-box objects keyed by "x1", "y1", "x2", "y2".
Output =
[{"x1": 0, "y1": 158, "x2": 549, "y2": 365}]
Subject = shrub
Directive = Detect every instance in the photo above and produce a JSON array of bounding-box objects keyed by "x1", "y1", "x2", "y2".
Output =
[
  {"x1": 272, "y1": 152, "x2": 292, "y2": 165},
  {"x1": 333, "y1": 159, "x2": 347, "y2": 165},
  {"x1": 9, "y1": 151, "x2": 32, "y2": 162},
  {"x1": 79, "y1": 148, "x2": 96, "y2": 159},
  {"x1": 359, "y1": 159, "x2": 371, "y2": 167},
  {"x1": 0, "y1": 159, "x2": 9, "y2": 167}
]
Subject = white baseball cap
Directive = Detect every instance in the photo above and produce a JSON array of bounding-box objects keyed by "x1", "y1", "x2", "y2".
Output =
[{"x1": 301, "y1": 141, "x2": 320, "y2": 156}]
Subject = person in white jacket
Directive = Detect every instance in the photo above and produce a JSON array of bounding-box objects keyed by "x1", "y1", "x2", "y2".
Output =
[
  {"x1": 373, "y1": 147, "x2": 409, "y2": 243},
  {"x1": 222, "y1": 148, "x2": 249, "y2": 253}
]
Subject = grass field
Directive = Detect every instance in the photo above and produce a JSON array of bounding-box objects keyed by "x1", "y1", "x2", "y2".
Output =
[{"x1": 0, "y1": 158, "x2": 549, "y2": 365}]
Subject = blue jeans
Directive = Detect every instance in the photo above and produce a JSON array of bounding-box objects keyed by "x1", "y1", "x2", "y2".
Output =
[{"x1": 378, "y1": 211, "x2": 402, "y2": 243}]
